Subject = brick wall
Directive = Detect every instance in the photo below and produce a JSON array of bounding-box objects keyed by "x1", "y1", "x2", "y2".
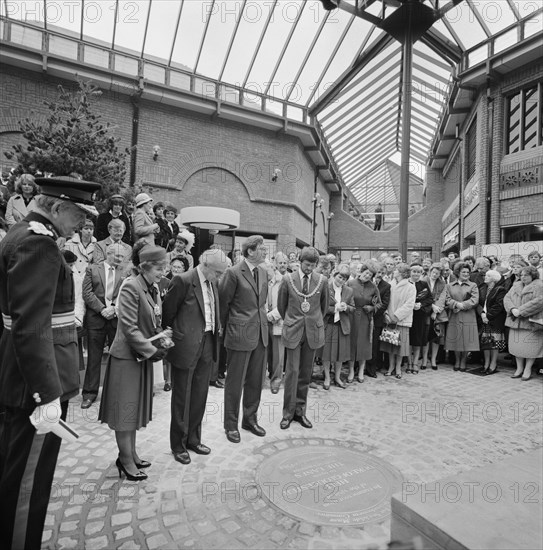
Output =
[
  {"x1": 0, "y1": 66, "x2": 327, "y2": 252},
  {"x1": 329, "y1": 167, "x2": 444, "y2": 259}
]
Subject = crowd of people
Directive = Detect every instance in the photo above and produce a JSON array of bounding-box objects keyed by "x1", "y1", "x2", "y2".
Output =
[{"x1": 0, "y1": 174, "x2": 542, "y2": 549}]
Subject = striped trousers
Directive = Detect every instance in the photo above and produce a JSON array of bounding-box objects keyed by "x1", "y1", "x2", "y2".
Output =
[{"x1": 0, "y1": 401, "x2": 68, "y2": 550}]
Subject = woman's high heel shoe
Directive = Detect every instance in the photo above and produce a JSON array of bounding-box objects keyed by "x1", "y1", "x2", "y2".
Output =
[
  {"x1": 116, "y1": 458, "x2": 148, "y2": 481},
  {"x1": 334, "y1": 379, "x2": 346, "y2": 389},
  {"x1": 135, "y1": 459, "x2": 152, "y2": 469}
]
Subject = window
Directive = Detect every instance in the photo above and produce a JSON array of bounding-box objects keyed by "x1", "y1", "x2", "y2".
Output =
[
  {"x1": 506, "y1": 82, "x2": 543, "y2": 154},
  {"x1": 466, "y1": 117, "x2": 477, "y2": 181}
]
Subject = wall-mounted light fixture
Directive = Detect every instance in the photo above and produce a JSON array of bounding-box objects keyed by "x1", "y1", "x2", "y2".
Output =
[
  {"x1": 153, "y1": 145, "x2": 160, "y2": 161},
  {"x1": 271, "y1": 168, "x2": 281, "y2": 182},
  {"x1": 313, "y1": 192, "x2": 325, "y2": 209}
]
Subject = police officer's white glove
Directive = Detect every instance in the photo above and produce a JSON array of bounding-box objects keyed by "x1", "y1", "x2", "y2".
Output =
[{"x1": 29, "y1": 397, "x2": 62, "y2": 434}]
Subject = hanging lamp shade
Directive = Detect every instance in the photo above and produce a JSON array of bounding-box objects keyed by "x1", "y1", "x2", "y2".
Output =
[{"x1": 179, "y1": 206, "x2": 240, "y2": 230}]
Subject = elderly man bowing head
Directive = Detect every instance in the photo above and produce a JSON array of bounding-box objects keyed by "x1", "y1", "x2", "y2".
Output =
[{"x1": 162, "y1": 248, "x2": 228, "y2": 465}]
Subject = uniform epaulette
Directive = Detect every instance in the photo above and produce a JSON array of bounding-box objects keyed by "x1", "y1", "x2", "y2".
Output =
[{"x1": 28, "y1": 221, "x2": 54, "y2": 237}]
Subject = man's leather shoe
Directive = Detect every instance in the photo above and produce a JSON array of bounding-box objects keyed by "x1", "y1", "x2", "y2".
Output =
[
  {"x1": 80, "y1": 398, "x2": 94, "y2": 409},
  {"x1": 187, "y1": 443, "x2": 211, "y2": 455},
  {"x1": 173, "y1": 451, "x2": 191, "y2": 465},
  {"x1": 210, "y1": 379, "x2": 224, "y2": 389},
  {"x1": 241, "y1": 422, "x2": 266, "y2": 437},
  {"x1": 280, "y1": 418, "x2": 291, "y2": 430},
  {"x1": 225, "y1": 430, "x2": 241, "y2": 443},
  {"x1": 293, "y1": 414, "x2": 313, "y2": 429}
]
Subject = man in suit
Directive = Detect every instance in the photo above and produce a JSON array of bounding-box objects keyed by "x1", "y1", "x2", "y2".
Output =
[
  {"x1": 219, "y1": 235, "x2": 269, "y2": 443},
  {"x1": 0, "y1": 176, "x2": 100, "y2": 550},
  {"x1": 94, "y1": 194, "x2": 131, "y2": 244},
  {"x1": 92, "y1": 218, "x2": 132, "y2": 267},
  {"x1": 277, "y1": 246, "x2": 329, "y2": 429},
  {"x1": 81, "y1": 243, "x2": 125, "y2": 409},
  {"x1": 162, "y1": 248, "x2": 228, "y2": 465}
]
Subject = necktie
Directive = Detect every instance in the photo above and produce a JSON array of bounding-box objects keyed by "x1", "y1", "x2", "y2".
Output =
[
  {"x1": 205, "y1": 280, "x2": 215, "y2": 331},
  {"x1": 253, "y1": 267, "x2": 259, "y2": 290},
  {"x1": 106, "y1": 266, "x2": 115, "y2": 304},
  {"x1": 302, "y1": 275, "x2": 309, "y2": 294},
  {"x1": 148, "y1": 283, "x2": 158, "y2": 302}
]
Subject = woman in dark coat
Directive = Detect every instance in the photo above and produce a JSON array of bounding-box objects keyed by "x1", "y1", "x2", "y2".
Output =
[
  {"x1": 421, "y1": 263, "x2": 447, "y2": 370},
  {"x1": 99, "y1": 246, "x2": 172, "y2": 481},
  {"x1": 478, "y1": 269, "x2": 507, "y2": 375},
  {"x1": 347, "y1": 262, "x2": 381, "y2": 383},
  {"x1": 368, "y1": 264, "x2": 391, "y2": 376},
  {"x1": 408, "y1": 264, "x2": 433, "y2": 373},
  {"x1": 322, "y1": 264, "x2": 355, "y2": 389}
]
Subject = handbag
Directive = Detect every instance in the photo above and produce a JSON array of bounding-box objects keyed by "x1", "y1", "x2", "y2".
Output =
[
  {"x1": 480, "y1": 324, "x2": 495, "y2": 346},
  {"x1": 380, "y1": 323, "x2": 401, "y2": 346}
]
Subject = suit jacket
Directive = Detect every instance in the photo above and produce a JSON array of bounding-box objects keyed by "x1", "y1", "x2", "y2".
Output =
[
  {"x1": 156, "y1": 218, "x2": 179, "y2": 249},
  {"x1": 325, "y1": 280, "x2": 355, "y2": 335},
  {"x1": 162, "y1": 268, "x2": 220, "y2": 368},
  {"x1": 219, "y1": 260, "x2": 269, "y2": 351},
  {"x1": 82, "y1": 263, "x2": 123, "y2": 329},
  {"x1": 94, "y1": 211, "x2": 131, "y2": 244},
  {"x1": 92, "y1": 237, "x2": 132, "y2": 266},
  {"x1": 374, "y1": 279, "x2": 391, "y2": 327},
  {"x1": 108, "y1": 274, "x2": 160, "y2": 361},
  {"x1": 277, "y1": 271, "x2": 329, "y2": 349}
]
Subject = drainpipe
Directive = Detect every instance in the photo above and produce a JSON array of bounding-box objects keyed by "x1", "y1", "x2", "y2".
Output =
[
  {"x1": 129, "y1": 76, "x2": 144, "y2": 186},
  {"x1": 486, "y1": 85, "x2": 494, "y2": 244}
]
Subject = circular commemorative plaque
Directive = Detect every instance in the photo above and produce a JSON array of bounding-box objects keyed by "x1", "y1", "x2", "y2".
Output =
[{"x1": 255, "y1": 440, "x2": 403, "y2": 526}]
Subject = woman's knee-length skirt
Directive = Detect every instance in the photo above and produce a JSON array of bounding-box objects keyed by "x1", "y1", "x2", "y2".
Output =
[
  {"x1": 98, "y1": 356, "x2": 154, "y2": 431},
  {"x1": 322, "y1": 322, "x2": 351, "y2": 363},
  {"x1": 508, "y1": 328, "x2": 543, "y2": 359},
  {"x1": 380, "y1": 325, "x2": 410, "y2": 357}
]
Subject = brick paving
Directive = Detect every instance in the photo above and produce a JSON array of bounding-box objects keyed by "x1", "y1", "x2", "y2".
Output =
[{"x1": 42, "y1": 358, "x2": 542, "y2": 549}]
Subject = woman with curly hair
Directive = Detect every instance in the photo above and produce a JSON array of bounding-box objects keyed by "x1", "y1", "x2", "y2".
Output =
[{"x1": 504, "y1": 266, "x2": 543, "y2": 381}]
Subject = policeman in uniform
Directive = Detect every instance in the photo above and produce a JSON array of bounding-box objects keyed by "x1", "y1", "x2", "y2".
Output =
[{"x1": 0, "y1": 176, "x2": 101, "y2": 549}]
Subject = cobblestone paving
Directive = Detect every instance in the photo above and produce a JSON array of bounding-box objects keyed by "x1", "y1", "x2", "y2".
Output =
[{"x1": 42, "y1": 359, "x2": 542, "y2": 549}]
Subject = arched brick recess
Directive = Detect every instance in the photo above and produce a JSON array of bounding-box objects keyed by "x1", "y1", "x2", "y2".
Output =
[
  {"x1": 171, "y1": 149, "x2": 256, "y2": 201},
  {"x1": 182, "y1": 167, "x2": 292, "y2": 235},
  {"x1": 0, "y1": 108, "x2": 47, "y2": 133}
]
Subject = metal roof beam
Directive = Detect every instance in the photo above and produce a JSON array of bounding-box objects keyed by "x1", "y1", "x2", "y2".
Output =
[
  {"x1": 320, "y1": 71, "x2": 398, "y2": 126},
  {"x1": 193, "y1": 0, "x2": 215, "y2": 73},
  {"x1": 263, "y1": 1, "x2": 307, "y2": 95},
  {"x1": 420, "y1": 28, "x2": 462, "y2": 65},
  {"x1": 323, "y1": 80, "x2": 397, "y2": 140},
  {"x1": 285, "y1": 11, "x2": 330, "y2": 102},
  {"x1": 305, "y1": 14, "x2": 356, "y2": 106},
  {"x1": 218, "y1": 0, "x2": 247, "y2": 81},
  {"x1": 309, "y1": 32, "x2": 394, "y2": 117},
  {"x1": 241, "y1": 0, "x2": 278, "y2": 88},
  {"x1": 331, "y1": 103, "x2": 396, "y2": 153}
]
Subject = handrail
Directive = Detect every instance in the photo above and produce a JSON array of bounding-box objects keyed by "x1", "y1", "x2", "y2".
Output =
[{"x1": 0, "y1": 15, "x2": 311, "y2": 122}]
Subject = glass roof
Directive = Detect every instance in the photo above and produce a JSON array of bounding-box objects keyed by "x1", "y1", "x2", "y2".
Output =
[{"x1": 2, "y1": 0, "x2": 542, "y2": 198}]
